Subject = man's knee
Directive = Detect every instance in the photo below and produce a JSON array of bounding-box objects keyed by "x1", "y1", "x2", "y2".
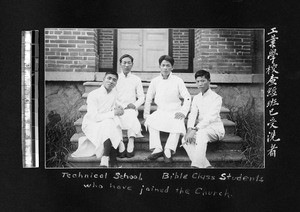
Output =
[
  {"x1": 123, "y1": 109, "x2": 137, "y2": 119},
  {"x1": 103, "y1": 119, "x2": 119, "y2": 131},
  {"x1": 196, "y1": 131, "x2": 210, "y2": 143},
  {"x1": 149, "y1": 127, "x2": 159, "y2": 134},
  {"x1": 102, "y1": 118, "x2": 115, "y2": 125}
]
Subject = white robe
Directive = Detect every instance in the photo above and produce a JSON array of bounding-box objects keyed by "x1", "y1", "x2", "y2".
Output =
[
  {"x1": 187, "y1": 88, "x2": 225, "y2": 135},
  {"x1": 183, "y1": 88, "x2": 225, "y2": 168},
  {"x1": 144, "y1": 73, "x2": 191, "y2": 134},
  {"x1": 71, "y1": 86, "x2": 122, "y2": 158},
  {"x1": 116, "y1": 72, "x2": 144, "y2": 137},
  {"x1": 116, "y1": 72, "x2": 144, "y2": 109}
]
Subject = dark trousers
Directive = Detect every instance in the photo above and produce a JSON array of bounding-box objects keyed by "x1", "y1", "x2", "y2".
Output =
[{"x1": 103, "y1": 139, "x2": 117, "y2": 166}]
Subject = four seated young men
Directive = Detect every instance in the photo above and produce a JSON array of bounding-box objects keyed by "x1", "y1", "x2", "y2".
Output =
[{"x1": 71, "y1": 55, "x2": 225, "y2": 168}]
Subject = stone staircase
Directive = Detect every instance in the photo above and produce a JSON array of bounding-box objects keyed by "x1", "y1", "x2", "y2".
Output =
[{"x1": 67, "y1": 81, "x2": 246, "y2": 168}]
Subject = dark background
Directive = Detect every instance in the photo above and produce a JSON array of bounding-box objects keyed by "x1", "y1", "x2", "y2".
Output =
[{"x1": 0, "y1": 0, "x2": 299, "y2": 211}]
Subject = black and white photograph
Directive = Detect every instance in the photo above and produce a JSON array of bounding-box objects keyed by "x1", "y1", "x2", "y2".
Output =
[
  {"x1": 1, "y1": 0, "x2": 299, "y2": 211},
  {"x1": 45, "y1": 28, "x2": 264, "y2": 169}
]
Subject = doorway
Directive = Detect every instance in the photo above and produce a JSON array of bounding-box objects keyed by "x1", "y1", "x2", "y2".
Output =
[{"x1": 117, "y1": 29, "x2": 169, "y2": 72}]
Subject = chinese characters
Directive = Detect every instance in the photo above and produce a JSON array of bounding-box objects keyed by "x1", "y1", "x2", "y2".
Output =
[{"x1": 266, "y1": 27, "x2": 280, "y2": 157}]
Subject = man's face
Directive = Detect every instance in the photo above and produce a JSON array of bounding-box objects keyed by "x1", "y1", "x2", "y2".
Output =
[
  {"x1": 196, "y1": 76, "x2": 210, "y2": 93},
  {"x1": 120, "y1": 57, "x2": 133, "y2": 75},
  {"x1": 159, "y1": 60, "x2": 173, "y2": 79},
  {"x1": 103, "y1": 74, "x2": 118, "y2": 91}
]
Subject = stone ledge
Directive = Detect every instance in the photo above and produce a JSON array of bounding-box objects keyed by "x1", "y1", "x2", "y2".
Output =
[
  {"x1": 45, "y1": 71, "x2": 96, "y2": 81},
  {"x1": 46, "y1": 71, "x2": 263, "y2": 83}
]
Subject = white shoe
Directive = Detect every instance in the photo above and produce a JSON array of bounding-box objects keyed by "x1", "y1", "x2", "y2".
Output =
[
  {"x1": 127, "y1": 138, "x2": 135, "y2": 153},
  {"x1": 100, "y1": 156, "x2": 109, "y2": 167},
  {"x1": 164, "y1": 148, "x2": 171, "y2": 158},
  {"x1": 118, "y1": 141, "x2": 126, "y2": 153}
]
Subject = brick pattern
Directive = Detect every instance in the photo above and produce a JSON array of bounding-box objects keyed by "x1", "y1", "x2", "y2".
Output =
[
  {"x1": 194, "y1": 29, "x2": 253, "y2": 74},
  {"x1": 45, "y1": 28, "x2": 99, "y2": 72},
  {"x1": 172, "y1": 29, "x2": 189, "y2": 70},
  {"x1": 45, "y1": 28, "x2": 256, "y2": 74},
  {"x1": 98, "y1": 29, "x2": 114, "y2": 69}
]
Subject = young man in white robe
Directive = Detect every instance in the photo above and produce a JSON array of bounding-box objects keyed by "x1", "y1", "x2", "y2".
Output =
[
  {"x1": 116, "y1": 54, "x2": 145, "y2": 158},
  {"x1": 71, "y1": 71, "x2": 124, "y2": 167},
  {"x1": 182, "y1": 70, "x2": 225, "y2": 168},
  {"x1": 143, "y1": 55, "x2": 191, "y2": 163}
]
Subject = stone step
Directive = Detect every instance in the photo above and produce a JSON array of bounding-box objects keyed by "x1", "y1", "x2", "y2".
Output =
[
  {"x1": 74, "y1": 117, "x2": 236, "y2": 135},
  {"x1": 81, "y1": 92, "x2": 200, "y2": 102},
  {"x1": 66, "y1": 149, "x2": 246, "y2": 168},
  {"x1": 81, "y1": 93, "x2": 230, "y2": 120},
  {"x1": 70, "y1": 132, "x2": 242, "y2": 152},
  {"x1": 83, "y1": 81, "x2": 217, "y2": 95},
  {"x1": 78, "y1": 104, "x2": 230, "y2": 119}
]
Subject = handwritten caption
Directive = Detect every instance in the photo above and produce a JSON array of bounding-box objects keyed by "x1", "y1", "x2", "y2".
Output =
[
  {"x1": 61, "y1": 171, "x2": 264, "y2": 199},
  {"x1": 266, "y1": 27, "x2": 280, "y2": 157}
]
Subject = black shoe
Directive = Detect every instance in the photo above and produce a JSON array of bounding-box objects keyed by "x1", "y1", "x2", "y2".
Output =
[
  {"x1": 117, "y1": 150, "x2": 126, "y2": 158},
  {"x1": 163, "y1": 153, "x2": 173, "y2": 163},
  {"x1": 126, "y1": 149, "x2": 135, "y2": 158},
  {"x1": 146, "y1": 151, "x2": 163, "y2": 161},
  {"x1": 110, "y1": 163, "x2": 121, "y2": 168}
]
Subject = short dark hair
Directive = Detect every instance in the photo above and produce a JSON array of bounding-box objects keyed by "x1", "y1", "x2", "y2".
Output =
[
  {"x1": 159, "y1": 55, "x2": 174, "y2": 66},
  {"x1": 194, "y1": 70, "x2": 210, "y2": 81},
  {"x1": 104, "y1": 70, "x2": 118, "y2": 79},
  {"x1": 119, "y1": 54, "x2": 134, "y2": 63}
]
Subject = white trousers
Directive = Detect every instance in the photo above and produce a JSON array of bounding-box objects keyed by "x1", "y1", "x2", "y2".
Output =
[
  {"x1": 182, "y1": 128, "x2": 221, "y2": 168},
  {"x1": 148, "y1": 127, "x2": 180, "y2": 153},
  {"x1": 126, "y1": 129, "x2": 136, "y2": 138},
  {"x1": 118, "y1": 109, "x2": 142, "y2": 138}
]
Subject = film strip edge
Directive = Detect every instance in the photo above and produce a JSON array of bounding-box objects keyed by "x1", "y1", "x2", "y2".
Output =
[{"x1": 21, "y1": 30, "x2": 39, "y2": 168}]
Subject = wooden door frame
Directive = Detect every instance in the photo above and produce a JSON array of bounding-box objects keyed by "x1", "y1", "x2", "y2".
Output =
[
  {"x1": 168, "y1": 29, "x2": 194, "y2": 73},
  {"x1": 113, "y1": 29, "x2": 194, "y2": 73},
  {"x1": 113, "y1": 29, "x2": 118, "y2": 71}
]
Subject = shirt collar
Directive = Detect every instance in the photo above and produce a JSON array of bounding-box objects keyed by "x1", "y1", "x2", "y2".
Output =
[
  {"x1": 100, "y1": 84, "x2": 115, "y2": 94},
  {"x1": 160, "y1": 72, "x2": 172, "y2": 80},
  {"x1": 201, "y1": 88, "x2": 212, "y2": 97},
  {"x1": 120, "y1": 71, "x2": 131, "y2": 78},
  {"x1": 99, "y1": 84, "x2": 107, "y2": 93}
]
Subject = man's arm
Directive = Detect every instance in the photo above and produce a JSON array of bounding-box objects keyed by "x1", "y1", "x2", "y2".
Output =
[
  {"x1": 132, "y1": 77, "x2": 145, "y2": 109},
  {"x1": 178, "y1": 79, "x2": 191, "y2": 116},
  {"x1": 143, "y1": 80, "x2": 155, "y2": 119},
  {"x1": 184, "y1": 97, "x2": 198, "y2": 143},
  {"x1": 187, "y1": 97, "x2": 198, "y2": 129}
]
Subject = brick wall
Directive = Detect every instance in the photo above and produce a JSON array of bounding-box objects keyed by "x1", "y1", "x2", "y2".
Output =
[
  {"x1": 45, "y1": 28, "x2": 99, "y2": 72},
  {"x1": 172, "y1": 29, "x2": 189, "y2": 70},
  {"x1": 98, "y1": 29, "x2": 114, "y2": 69},
  {"x1": 194, "y1": 29, "x2": 254, "y2": 74},
  {"x1": 45, "y1": 28, "x2": 259, "y2": 74}
]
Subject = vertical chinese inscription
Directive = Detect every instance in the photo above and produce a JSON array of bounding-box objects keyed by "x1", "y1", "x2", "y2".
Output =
[{"x1": 266, "y1": 27, "x2": 280, "y2": 157}]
